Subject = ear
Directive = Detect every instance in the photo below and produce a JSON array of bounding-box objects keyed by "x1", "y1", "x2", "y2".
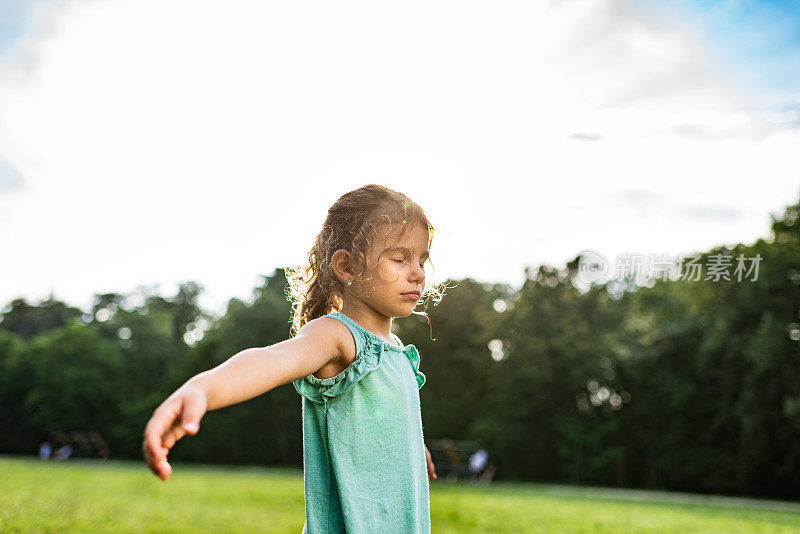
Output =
[{"x1": 331, "y1": 249, "x2": 356, "y2": 284}]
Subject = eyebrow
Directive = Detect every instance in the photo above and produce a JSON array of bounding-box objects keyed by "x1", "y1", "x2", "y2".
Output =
[{"x1": 386, "y1": 246, "x2": 430, "y2": 257}]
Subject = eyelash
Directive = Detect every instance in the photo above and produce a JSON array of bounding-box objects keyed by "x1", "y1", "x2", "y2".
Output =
[{"x1": 392, "y1": 259, "x2": 426, "y2": 268}]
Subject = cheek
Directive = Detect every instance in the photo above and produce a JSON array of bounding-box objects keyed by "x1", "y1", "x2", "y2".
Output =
[{"x1": 376, "y1": 261, "x2": 401, "y2": 283}]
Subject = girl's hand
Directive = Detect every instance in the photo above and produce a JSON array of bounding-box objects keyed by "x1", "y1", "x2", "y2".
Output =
[
  {"x1": 424, "y1": 444, "x2": 437, "y2": 485},
  {"x1": 141, "y1": 384, "x2": 208, "y2": 482}
]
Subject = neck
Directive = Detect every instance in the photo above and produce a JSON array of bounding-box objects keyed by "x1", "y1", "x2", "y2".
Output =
[{"x1": 340, "y1": 300, "x2": 394, "y2": 343}]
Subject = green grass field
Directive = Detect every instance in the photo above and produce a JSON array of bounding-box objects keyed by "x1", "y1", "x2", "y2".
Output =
[{"x1": 2, "y1": 455, "x2": 800, "y2": 533}]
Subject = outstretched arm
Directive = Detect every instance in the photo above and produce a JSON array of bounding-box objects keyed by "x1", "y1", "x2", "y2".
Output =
[
  {"x1": 188, "y1": 318, "x2": 345, "y2": 411},
  {"x1": 141, "y1": 318, "x2": 344, "y2": 481}
]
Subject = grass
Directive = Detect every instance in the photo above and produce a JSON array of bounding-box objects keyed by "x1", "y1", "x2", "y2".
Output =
[{"x1": 2, "y1": 455, "x2": 800, "y2": 533}]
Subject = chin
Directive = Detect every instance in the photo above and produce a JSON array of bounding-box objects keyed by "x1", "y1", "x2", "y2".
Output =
[{"x1": 396, "y1": 307, "x2": 417, "y2": 318}]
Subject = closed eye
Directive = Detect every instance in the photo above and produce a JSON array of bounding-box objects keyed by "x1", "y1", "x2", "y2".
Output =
[{"x1": 390, "y1": 258, "x2": 427, "y2": 268}]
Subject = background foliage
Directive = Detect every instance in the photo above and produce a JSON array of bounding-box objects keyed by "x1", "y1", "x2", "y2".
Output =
[{"x1": 3, "y1": 197, "x2": 799, "y2": 500}]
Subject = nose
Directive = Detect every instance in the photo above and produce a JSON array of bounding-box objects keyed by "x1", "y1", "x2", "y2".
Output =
[{"x1": 410, "y1": 263, "x2": 425, "y2": 282}]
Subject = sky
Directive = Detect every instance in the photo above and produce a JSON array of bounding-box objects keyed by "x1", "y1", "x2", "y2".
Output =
[{"x1": 0, "y1": 0, "x2": 798, "y2": 318}]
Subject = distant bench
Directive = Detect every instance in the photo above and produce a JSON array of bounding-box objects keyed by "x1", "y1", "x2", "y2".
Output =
[{"x1": 425, "y1": 438, "x2": 495, "y2": 483}]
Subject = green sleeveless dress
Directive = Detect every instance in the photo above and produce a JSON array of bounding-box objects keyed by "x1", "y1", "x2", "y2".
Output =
[{"x1": 292, "y1": 311, "x2": 430, "y2": 533}]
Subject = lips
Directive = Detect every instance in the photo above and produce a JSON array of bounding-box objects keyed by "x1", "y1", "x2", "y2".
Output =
[{"x1": 402, "y1": 291, "x2": 421, "y2": 299}]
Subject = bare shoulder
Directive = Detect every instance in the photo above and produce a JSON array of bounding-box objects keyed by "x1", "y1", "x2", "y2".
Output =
[{"x1": 301, "y1": 316, "x2": 357, "y2": 379}]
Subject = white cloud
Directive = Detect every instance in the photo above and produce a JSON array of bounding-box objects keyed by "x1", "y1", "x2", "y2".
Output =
[{"x1": 0, "y1": 0, "x2": 797, "y2": 316}]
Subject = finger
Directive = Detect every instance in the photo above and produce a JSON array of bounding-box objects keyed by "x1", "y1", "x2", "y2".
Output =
[
  {"x1": 142, "y1": 437, "x2": 171, "y2": 480},
  {"x1": 144, "y1": 401, "x2": 181, "y2": 461},
  {"x1": 141, "y1": 438, "x2": 156, "y2": 468},
  {"x1": 143, "y1": 440, "x2": 170, "y2": 480},
  {"x1": 423, "y1": 446, "x2": 436, "y2": 480},
  {"x1": 151, "y1": 425, "x2": 185, "y2": 479},
  {"x1": 426, "y1": 457, "x2": 437, "y2": 479},
  {"x1": 162, "y1": 424, "x2": 186, "y2": 450},
  {"x1": 142, "y1": 431, "x2": 168, "y2": 475},
  {"x1": 180, "y1": 404, "x2": 203, "y2": 436},
  {"x1": 158, "y1": 458, "x2": 172, "y2": 481},
  {"x1": 143, "y1": 423, "x2": 166, "y2": 466},
  {"x1": 143, "y1": 400, "x2": 182, "y2": 474}
]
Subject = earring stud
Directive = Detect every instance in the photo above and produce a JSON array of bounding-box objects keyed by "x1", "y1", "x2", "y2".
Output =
[{"x1": 346, "y1": 280, "x2": 352, "y2": 286}]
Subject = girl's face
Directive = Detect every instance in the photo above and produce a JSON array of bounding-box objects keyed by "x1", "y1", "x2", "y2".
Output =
[{"x1": 355, "y1": 221, "x2": 429, "y2": 318}]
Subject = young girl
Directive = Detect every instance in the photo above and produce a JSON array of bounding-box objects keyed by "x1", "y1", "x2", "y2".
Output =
[{"x1": 142, "y1": 184, "x2": 442, "y2": 533}]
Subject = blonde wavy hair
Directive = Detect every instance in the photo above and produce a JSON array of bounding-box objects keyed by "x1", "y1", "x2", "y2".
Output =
[{"x1": 284, "y1": 184, "x2": 447, "y2": 336}]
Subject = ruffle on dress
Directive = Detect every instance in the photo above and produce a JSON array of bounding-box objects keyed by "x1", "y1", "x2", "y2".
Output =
[{"x1": 292, "y1": 316, "x2": 426, "y2": 404}]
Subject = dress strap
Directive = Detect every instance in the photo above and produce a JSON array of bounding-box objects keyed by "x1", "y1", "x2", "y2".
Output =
[
  {"x1": 324, "y1": 311, "x2": 403, "y2": 351},
  {"x1": 321, "y1": 312, "x2": 366, "y2": 355}
]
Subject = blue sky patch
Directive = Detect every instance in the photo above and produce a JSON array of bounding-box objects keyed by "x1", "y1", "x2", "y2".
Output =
[
  {"x1": 630, "y1": 0, "x2": 800, "y2": 105},
  {"x1": 0, "y1": 0, "x2": 56, "y2": 62}
]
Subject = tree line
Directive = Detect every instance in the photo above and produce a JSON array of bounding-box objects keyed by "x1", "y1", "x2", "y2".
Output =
[{"x1": 2, "y1": 197, "x2": 799, "y2": 500}]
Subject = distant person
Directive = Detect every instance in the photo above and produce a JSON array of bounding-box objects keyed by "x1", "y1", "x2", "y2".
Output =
[
  {"x1": 142, "y1": 185, "x2": 443, "y2": 533},
  {"x1": 441, "y1": 438, "x2": 462, "y2": 479},
  {"x1": 469, "y1": 448, "x2": 488, "y2": 478},
  {"x1": 38, "y1": 442, "x2": 52, "y2": 460},
  {"x1": 88, "y1": 431, "x2": 111, "y2": 460},
  {"x1": 53, "y1": 445, "x2": 72, "y2": 460}
]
